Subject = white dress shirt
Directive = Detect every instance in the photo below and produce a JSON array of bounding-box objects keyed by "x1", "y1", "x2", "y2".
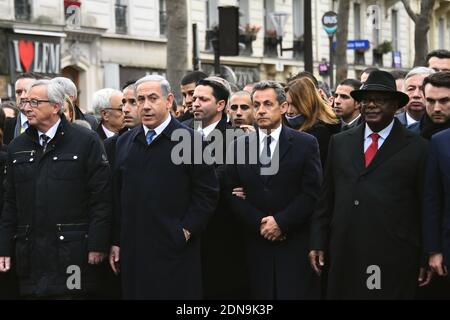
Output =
[
  {"x1": 143, "y1": 113, "x2": 172, "y2": 139},
  {"x1": 20, "y1": 113, "x2": 29, "y2": 131},
  {"x1": 258, "y1": 125, "x2": 282, "y2": 159},
  {"x1": 364, "y1": 119, "x2": 395, "y2": 152},
  {"x1": 406, "y1": 112, "x2": 418, "y2": 127},
  {"x1": 38, "y1": 119, "x2": 61, "y2": 145},
  {"x1": 197, "y1": 119, "x2": 221, "y2": 139}
]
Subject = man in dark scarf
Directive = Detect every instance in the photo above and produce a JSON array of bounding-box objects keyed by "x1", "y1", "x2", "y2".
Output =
[{"x1": 417, "y1": 72, "x2": 450, "y2": 140}]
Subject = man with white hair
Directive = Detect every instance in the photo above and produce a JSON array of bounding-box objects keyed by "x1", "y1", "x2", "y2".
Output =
[
  {"x1": 0, "y1": 79, "x2": 112, "y2": 299},
  {"x1": 92, "y1": 88, "x2": 124, "y2": 140},
  {"x1": 396, "y1": 67, "x2": 435, "y2": 132},
  {"x1": 52, "y1": 77, "x2": 98, "y2": 130}
]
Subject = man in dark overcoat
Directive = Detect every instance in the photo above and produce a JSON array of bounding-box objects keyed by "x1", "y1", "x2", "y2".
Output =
[
  {"x1": 310, "y1": 71, "x2": 430, "y2": 299},
  {"x1": 0, "y1": 79, "x2": 111, "y2": 298},
  {"x1": 110, "y1": 75, "x2": 219, "y2": 299},
  {"x1": 226, "y1": 80, "x2": 322, "y2": 299}
]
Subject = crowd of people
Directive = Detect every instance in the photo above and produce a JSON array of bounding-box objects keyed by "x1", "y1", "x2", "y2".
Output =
[{"x1": 0, "y1": 48, "x2": 449, "y2": 300}]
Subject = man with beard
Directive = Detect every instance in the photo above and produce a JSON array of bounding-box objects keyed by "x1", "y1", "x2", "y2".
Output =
[
  {"x1": 396, "y1": 67, "x2": 435, "y2": 132},
  {"x1": 333, "y1": 79, "x2": 363, "y2": 131}
]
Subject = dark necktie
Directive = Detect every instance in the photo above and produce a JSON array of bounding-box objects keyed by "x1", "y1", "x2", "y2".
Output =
[
  {"x1": 260, "y1": 135, "x2": 272, "y2": 167},
  {"x1": 41, "y1": 134, "x2": 50, "y2": 153}
]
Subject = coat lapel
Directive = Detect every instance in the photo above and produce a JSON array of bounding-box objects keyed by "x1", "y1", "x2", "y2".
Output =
[{"x1": 347, "y1": 124, "x2": 366, "y2": 174}]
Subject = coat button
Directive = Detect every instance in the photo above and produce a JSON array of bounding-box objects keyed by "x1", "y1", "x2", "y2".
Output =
[
  {"x1": 73, "y1": 156, "x2": 78, "y2": 160},
  {"x1": 53, "y1": 156, "x2": 58, "y2": 160},
  {"x1": 354, "y1": 200, "x2": 359, "y2": 206},
  {"x1": 59, "y1": 235, "x2": 64, "y2": 240},
  {"x1": 29, "y1": 158, "x2": 34, "y2": 162},
  {"x1": 13, "y1": 160, "x2": 17, "y2": 164}
]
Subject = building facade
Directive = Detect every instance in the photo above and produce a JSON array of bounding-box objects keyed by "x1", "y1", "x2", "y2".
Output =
[{"x1": 0, "y1": 0, "x2": 448, "y2": 109}]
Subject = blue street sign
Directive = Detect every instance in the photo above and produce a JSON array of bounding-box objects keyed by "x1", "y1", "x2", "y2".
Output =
[{"x1": 332, "y1": 40, "x2": 370, "y2": 50}]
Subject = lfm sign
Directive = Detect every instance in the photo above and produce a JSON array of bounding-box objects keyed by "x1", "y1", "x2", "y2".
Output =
[{"x1": 8, "y1": 34, "x2": 61, "y2": 81}]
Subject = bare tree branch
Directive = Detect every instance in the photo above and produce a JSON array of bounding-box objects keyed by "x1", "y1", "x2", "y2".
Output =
[{"x1": 400, "y1": 0, "x2": 418, "y2": 23}]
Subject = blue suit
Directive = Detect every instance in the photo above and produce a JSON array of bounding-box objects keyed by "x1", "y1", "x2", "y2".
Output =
[
  {"x1": 423, "y1": 128, "x2": 450, "y2": 266},
  {"x1": 395, "y1": 111, "x2": 421, "y2": 134}
]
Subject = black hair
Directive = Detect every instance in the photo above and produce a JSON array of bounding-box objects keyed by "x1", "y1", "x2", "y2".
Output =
[
  {"x1": 196, "y1": 78, "x2": 230, "y2": 103},
  {"x1": 180, "y1": 71, "x2": 208, "y2": 86},
  {"x1": 338, "y1": 78, "x2": 362, "y2": 91},
  {"x1": 425, "y1": 50, "x2": 450, "y2": 66}
]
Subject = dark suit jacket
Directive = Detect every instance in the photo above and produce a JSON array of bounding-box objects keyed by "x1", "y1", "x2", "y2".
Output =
[
  {"x1": 423, "y1": 128, "x2": 450, "y2": 266},
  {"x1": 114, "y1": 117, "x2": 219, "y2": 299},
  {"x1": 226, "y1": 126, "x2": 322, "y2": 299},
  {"x1": 311, "y1": 119, "x2": 428, "y2": 299},
  {"x1": 395, "y1": 111, "x2": 421, "y2": 134},
  {"x1": 184, "y1": 114, "x2": 249, "y2": 298},
  {"x1": 305, "y1": 121, "x2": 340, "y2": 168},
  {"x1": 96, "y1": 123, "x2": 108, "y2": 141},
  {"x1": 4, "y1": 116, "x2": 20, "y2": 145},
  {"x1": 104, "y1": 127, "x2": 130, "y2": 170}
]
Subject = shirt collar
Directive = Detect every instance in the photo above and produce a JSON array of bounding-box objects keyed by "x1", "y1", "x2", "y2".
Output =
[
  {"x1": 364, "y1": 119, "x2": 395, "y2": 140},
  {"x1": 198, "y1": 119, "x2": 221, "y2": 138},
  {"x1": 258, "y1": 124, "x2": 282, "y2": 145},
  {"x1": 20, "y1": 112, "x2": 28, "y2": 127},
  {"x1": 101, "y1": 124, "x2": 116, "y2": 138},
  {"x1": 143, "y1": 113, "x2": 171, "y2": 137},
  {"x1": 38, "y1": 118, "x2": 61, "y2": 141},
  {"x1": 405, "y1": 112, "x2": 418, "y2": 126},
  {"x1": 346, "y1": 114, "x2": 361, "y2": 126}
]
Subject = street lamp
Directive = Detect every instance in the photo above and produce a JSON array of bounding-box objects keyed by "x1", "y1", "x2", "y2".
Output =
[{"x1": 270, "y1": 11, "x2": 290, "y2": 56}]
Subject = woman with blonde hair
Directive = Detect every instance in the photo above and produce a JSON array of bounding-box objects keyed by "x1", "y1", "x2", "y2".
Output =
[
  {"x1": 63, "y1": 94, "x2": 75, "y2": 122},
  {"x1": 285, "y1": 77, "x2": 340, "y2": 166}
]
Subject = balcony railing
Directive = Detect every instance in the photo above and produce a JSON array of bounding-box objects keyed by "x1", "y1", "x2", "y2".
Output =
[
  {"x1": 15, "y1": 0, "x2": 31, "y2": 21},
  {"x1": 115, "y1": 4, "x2": 127, "y2": 34}
]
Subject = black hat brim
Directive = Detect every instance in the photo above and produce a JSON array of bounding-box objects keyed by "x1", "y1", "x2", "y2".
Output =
[{"x1": 351, "y1": 88, "x2": 409, "y2": 108}]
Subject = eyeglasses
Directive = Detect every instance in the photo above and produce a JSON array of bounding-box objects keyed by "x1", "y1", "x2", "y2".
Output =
[
  {"x1": 104, "y1": 106, "x2": 124, "y2": 112},
  {"x1": 22, "y1": 99, "x2": 52, "y2": 108},
  {"x1": 230, "y1": 104, "x2": 250, "y2": 111}
]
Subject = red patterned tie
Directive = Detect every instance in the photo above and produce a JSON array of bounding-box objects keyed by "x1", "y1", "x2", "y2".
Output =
[{"x1": 365, "y1": 133, "x2": 379, "y2": 167}]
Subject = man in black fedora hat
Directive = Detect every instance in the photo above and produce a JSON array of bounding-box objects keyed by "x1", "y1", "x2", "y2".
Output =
[{"x1": 309, "y1": 70, "x2": 431, "y2": 299}]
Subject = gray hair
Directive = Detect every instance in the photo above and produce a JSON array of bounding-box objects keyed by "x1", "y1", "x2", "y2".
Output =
[
  {"x1": 30, "y1": 79, "x2": 65, "y2": 114},
  {"x1": 403, "y1": 67, "x2": 435, "y2": 91},
  {"x1": 92, "y1": 88, "x2": 122, "y2": 119},
  {"x1": 52, "y1": 77, "x2": 78, "y2": 100},
  {"x1": 252, "y1": 80, "x2": 286, "y2": 104},
  {"x1": 134, "y1": 75, "x2": 171, "y2": 98},
  {"x1": 405, "y1": 67, "x2": 435, "y2": 81},
  {"x1": 231, "y1": 90, "x2": 252, "y2": 100}
]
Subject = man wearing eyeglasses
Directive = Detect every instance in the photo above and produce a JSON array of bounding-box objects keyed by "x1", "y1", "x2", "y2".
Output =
[
  {"x1": 92, "y1": 88, "x2": 124, "y2": 140},
  {"x1": 228, "y1": 90, "x2": 255, "y2": 132},
  {"x1": 310, "y1": 71, "x2": 430, "y2": 299},
  {"x1": 0, "y1": 79, "x2": 111, "y2": 299}
]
